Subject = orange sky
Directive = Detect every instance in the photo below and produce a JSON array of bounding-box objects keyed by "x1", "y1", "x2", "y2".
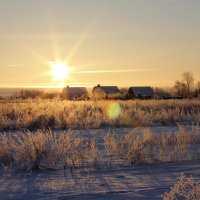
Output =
[{"x1": 0, "y1": 0, "x2": 200, "y2": 88}]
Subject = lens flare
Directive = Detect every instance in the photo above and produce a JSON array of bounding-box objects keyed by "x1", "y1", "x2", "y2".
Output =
[{"x1": 107, "y1": 102, "x2": 121, "y2": 120}]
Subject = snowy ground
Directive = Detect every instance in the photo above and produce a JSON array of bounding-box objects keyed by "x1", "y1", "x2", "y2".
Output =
[
  {"x1": 0, "y1": 126, "x2": 199, "y2": 200},
  {"x1": 0, "y1": 160, "x2": 200, "y2": 200}
]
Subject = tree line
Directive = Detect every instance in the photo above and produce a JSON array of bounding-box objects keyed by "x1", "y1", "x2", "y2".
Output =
[
  {"x1": 154, "y1": 71, "x2": 200, "y2": 98},
  {"x1": 174, "y1": 71, "x2": 200, "y2": 97}
]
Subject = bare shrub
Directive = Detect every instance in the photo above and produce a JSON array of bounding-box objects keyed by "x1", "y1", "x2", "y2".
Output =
[
  {"x1": 12, "y1": 131, "x2": 47, "y2": 170},
  {"x1": 157, "y1": 133, "x2": 171, "y2": 161},
  {"x1": 170, "y1": 125, "x2": 199, "y2": 161},
  {"x1": 116, "y1": 125, "x2": 200, "y2": 165},
  {"x1": 11, "y1": 89, "x2": 43, "y2": 99},
  {"x1": 0, "y1": 125, "x2": 200, "y2": 171},
  {"x1": 163, "y1": 174, "x2": 200, "y2": 200},
  {"x1": 0, "y1": 133, "x2": 13, "y2": 166},
  {"x1": 40, "y1": 92, "x2": 60, "y2": 99},
  {"x1": 0, "y1": 130, "x2": 62, "y2": 170},
  {"x1": 104, "y1": 131, "x2": 117, "y2": 165},
  {"x1": 28, "y1": 114, "x2": 56, "y2": 130},
  {"x1": 89, "y1": 140, "x2": 101, "y2": 169},
  {"x1": 66, "y1": 136, "x2": 91, "y2": 168},
  {"x1": 170, "y1": 134, "x2": 189, "y2": 161},
  {"x1": 0, "y1": 130, "x2": 98, "y2": 171},
  {"x1": 116, "y1": 129, "x2": 156, "y2": 165}
]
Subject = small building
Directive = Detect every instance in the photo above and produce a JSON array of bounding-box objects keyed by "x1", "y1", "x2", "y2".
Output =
[
  {"x1": 128, "y1": 86, "x2": 154, "y2": 99},
  {"x1": 62, "y1": 86, "x2": 87, "y2": 100},
  {"x1": 93, "y1": 84, "x2": 119, "y2": 94},
  {"x1": 92, "y1": 85, "x2": 119, "y2": 99}
]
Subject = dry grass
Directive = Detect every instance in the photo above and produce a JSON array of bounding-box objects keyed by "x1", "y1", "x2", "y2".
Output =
[
  {"x1": 0, "y1": 130, "x2": 97, "y2": 170},
  {"x1": 0, "y1": 99, "x2": 200, "y2": 130},
  {"x1": 163, "y1": 174, "x2": 200, "y2": 200},
  {"x1": 105, "y1": 125, "x2": 200, "y2": 165},
  {"x1": 0, "y1": 125, "x2": 200, "y2": 171}
]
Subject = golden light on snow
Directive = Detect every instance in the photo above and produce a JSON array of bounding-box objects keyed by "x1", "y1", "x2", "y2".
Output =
[{"x1": 51, "y1": 62, "x2": 69, "y2": 81}]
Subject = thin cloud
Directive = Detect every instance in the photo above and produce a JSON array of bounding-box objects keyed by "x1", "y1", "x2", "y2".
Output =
[
  {"x1": 72, "y1": 68, "x2": 158, "y2": 74},
  {"x1": 0, "y1": 33, "x2": 83, "y2": 40},
  {"x1": 0, "y1": 64, "x2": 38, "y2": 67},
  {"x1": 0, "y1": 64, "x2": 24, "y2": 67},
  {"x1": 148, "y1": 0, "x2": 177, "y2": 4},
  {"x1": 155, "y1": 0, "x2": 177, "y2": 3}
]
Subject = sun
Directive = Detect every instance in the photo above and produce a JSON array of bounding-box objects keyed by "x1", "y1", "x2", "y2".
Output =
[{"x1": 51, "y1": 62, "x2": 69, "y2": 81}]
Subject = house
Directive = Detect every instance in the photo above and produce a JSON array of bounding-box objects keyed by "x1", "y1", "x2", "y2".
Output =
[
  {"x1": 92, "y1": 85, "x2": 119, "y2": 99},
  {"x1": 93, "y1": 84, "x2": 119, "y2": 94},
  {"x1": 62, "y1": 86, "x2": 87, "y2": 100},
  {"x1": 128, "y1": 86, "x2": 154, "y2": 99}
]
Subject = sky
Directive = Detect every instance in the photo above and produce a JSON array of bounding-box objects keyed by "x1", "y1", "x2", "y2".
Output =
[{"x1": 0, "y1": 0, "x2": 200, "y2": 88}]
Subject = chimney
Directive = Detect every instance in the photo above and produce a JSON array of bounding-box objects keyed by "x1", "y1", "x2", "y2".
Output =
[{"x1": 97, "y1": 84, "x2": 100, "y2": 87}]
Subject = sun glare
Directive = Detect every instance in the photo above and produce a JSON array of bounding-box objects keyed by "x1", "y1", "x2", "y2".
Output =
[{"x1": 51, "y1": 63, "x2": 69, "y2": 81}]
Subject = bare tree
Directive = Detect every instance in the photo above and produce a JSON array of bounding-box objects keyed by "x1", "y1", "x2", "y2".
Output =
[
  {"x1": 197, "y1": 81, "x2": 200, "y2": 94},
  {"x1": 174, "y1": 80, "x2": 187, "y2": 96},
  {"x1": 182, "y1": 72, "x2": 194, "y2": 96}
]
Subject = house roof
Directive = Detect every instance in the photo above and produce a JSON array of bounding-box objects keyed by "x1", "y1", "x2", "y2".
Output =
[
  {"x1": 63, "y1": 87, "x2": 87, "y2": 94},
  {"x1": 93, "y1": 85, "x2": 119, "y2": 94},
  {"x1": 129, "y1": 87, "x2": 154, "y2": 97}
]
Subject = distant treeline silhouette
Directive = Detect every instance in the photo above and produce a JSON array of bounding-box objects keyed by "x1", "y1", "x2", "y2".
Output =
[{"x1": 1, "y1": 71, "x2": 199, "y2": 100}]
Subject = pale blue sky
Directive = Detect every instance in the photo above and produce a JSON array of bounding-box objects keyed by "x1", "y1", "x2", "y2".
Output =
[{"x1": 0, "y1": 0, "x2": 200, "y2": 87}]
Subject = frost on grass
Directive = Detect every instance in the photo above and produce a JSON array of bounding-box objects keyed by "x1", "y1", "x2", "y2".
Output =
[
  {"x1": 0, "y1": 99, "x2": 200, "y2": 130},
  {"x1": 0, "y1": 125, "x2": 200, "y2": 171},
  {"x1": 163, "y1": 174, "x2": 200, "y2": 200},
  {"x1": 0, "y1": 130, "x2": 98, "y2": 170}
]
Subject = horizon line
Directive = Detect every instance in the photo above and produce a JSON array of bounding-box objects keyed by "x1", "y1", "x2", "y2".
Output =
[{"x1": 0, "y1": 85, "x2": 172, "y2": 89}]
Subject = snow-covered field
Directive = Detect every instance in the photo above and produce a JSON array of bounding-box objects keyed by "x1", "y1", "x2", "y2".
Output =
[
  {"x1": 0, "y1": 126, "x2": 200, "y2": 200},
  {"x1": 0, "y1": 160, "x2": 200, "y2": 200},
  {"x1": 61, "y1": 125, "x2": 195, "y2": 150}
]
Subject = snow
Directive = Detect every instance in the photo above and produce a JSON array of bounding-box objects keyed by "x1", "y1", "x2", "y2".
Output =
[
  {"x1": 0, "y1": 126, "x2": 200, "y2": 200},
  {"x1": 0, "y1": 160, "x2": 200, "y2": 200}
]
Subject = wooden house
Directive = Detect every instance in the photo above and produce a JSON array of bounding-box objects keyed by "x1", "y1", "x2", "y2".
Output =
[
  {"x1": 62, "y1": 86, "x2": 87, "y2": 100},
  {"x1": 93, "y1": 84, "x2": 119, "y2": 94},
  {"x1": 128, "y1": 86, "x2": 154, "y2": 99},
  {"x1": 92, "y1": 84, "x2": 119, "y2": 99}
]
